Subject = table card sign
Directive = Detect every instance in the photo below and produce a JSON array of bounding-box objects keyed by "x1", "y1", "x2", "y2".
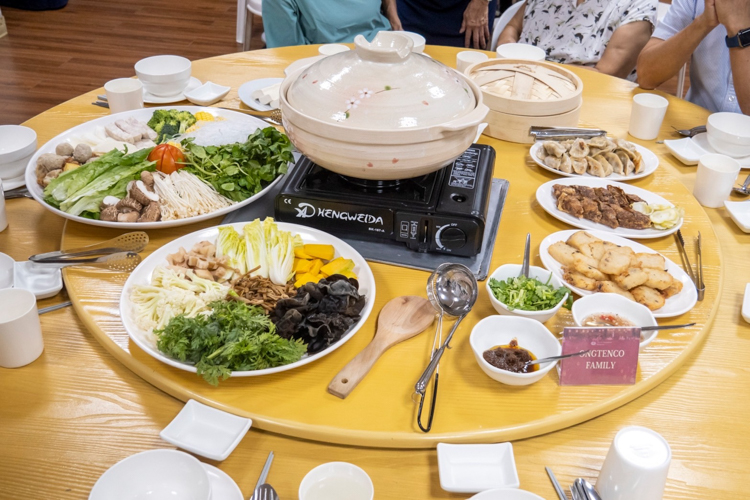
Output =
[{"x1": 559, "y1": 327, "x2": 640, "y2": 385}]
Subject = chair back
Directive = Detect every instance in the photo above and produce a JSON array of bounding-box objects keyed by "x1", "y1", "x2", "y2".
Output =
[{"x1": 491, "y1": 1, "x2": 525, "y2": 51}]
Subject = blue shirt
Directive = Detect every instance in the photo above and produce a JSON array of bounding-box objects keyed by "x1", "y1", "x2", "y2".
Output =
[
  {"x1": 652, "y1": 0, "x2": 741, "y2": 113},
  {"x1": 263, "y1": 0, "x2": 392, "y2": 48}
]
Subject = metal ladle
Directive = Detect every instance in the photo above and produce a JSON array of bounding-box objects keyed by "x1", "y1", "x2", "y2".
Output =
[{"x1": 415, "y1": 263, "x2": 478, "y2": 432}]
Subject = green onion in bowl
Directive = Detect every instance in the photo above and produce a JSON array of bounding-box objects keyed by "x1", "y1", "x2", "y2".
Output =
[{"x1": 488, "y1": 275, "x2": 573, "y2": 312}]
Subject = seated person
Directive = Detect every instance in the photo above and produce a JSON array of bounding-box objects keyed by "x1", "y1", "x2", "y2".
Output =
[
  {"x1": 637, "y1": 0, "x2": 750, "y2": 114},
  {"x1": 497, "y1": 0, "x2": 657, "y2": 79},
  {"x1": 397, "y1": 0, "x2": 498, "y2": 49},
  {"x1": 263, "y1": 0, "x2": 401, "y2": 48}
]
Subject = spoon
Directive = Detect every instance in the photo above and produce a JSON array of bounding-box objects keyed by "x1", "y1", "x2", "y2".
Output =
[
  {"x1": 524, "y1": 349, "x2": 590, "y2": 367},
  {"x1": 520, "y1": 233, "x2": 531, "y2": 278},
  {"x1": 414, "y1": 263, "x2": 478, "y2": 398},
  {"x1": 580, "y1": 478, "x2": 603, "y2": 500},
  {"x1": 734, "y1": 173, "x2": 750, "y2": 195},
  {"x1": 671, "y1": 125, "x2": 706, "y2": 137},
  {"x1": 328, "y1": 296, "x2": 435, "y2": 399}
]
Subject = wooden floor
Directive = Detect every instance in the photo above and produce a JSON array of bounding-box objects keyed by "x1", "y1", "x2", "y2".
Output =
[{"x1": 0, "y1": 1, "x2": 687, "y2": 126}]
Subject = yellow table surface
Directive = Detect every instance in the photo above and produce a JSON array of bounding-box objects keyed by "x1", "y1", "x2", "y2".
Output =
[{"x1": 1, "y1": 46, "x2": 749, "y2": 499}]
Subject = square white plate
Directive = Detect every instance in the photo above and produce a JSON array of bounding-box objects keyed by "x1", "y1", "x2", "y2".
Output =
[
  {"x1": 160, "y1": 400, "x2": 252, "y2": 461},
  {"x1": 437, "y1": 442, "x2": 520, "y2": 493},
  {"x1": 724, "y1": 200, "x2": 750, "y2": 233}
]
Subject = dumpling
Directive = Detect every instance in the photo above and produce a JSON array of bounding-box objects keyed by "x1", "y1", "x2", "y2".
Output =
[
  {"x1": 616, "y1": 150, "x2": 636, "y2": 175},
  {"x1": 587, "y1": 136, "x2": 608, "y2": 148},
  {"x1": 589, "y1": 147, "x2": 602, "y2": 157},
  {"x1": 537, "y1": 145, "x2": 548, "y2": 160},
  {"x1": 559, "y1": 153, "x2": 573, "y2": 174},
  {"x1": 543, "y1": 141, "x2": 567, "y2": 158},
  {"x1": 569, "y1": 138, "x2": 590, "y2": 159},
  {"x1": 604, "y1": 152, "x2": 624, "y2": 175},
  {"x1": 632, "y1": 150, "x2": 644, "y2": 173},
  {"x1": 544, "y1": 155, "x2": 562, "y2": 170},
  {"x1": 594, "y1": 154, "x2": 614, "y2": 177},
  {"x1": 615, "y1": 138, "x2": 637, "y2": 153},
  {"x1": 571, "y1": 157, "x2": 588, "y2": 174},
  {"x1": 586, "y1": 156, "x2": 607, "y2": 177}
]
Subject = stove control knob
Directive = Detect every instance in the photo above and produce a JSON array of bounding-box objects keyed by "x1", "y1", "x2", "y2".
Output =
[{"x1": 438, "y1": 227, "x2": 467, "y2": 250}]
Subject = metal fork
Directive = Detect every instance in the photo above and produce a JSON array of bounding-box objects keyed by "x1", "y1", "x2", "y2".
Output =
[
  {"x1": 252, "y1": 484, "x2": 279, "y2": 500},
  {"x1": 250, "y1": 451, "x2": 275, "y2": 500},
  {"x1": 5, "y1": 187, "x2": 33, "y2": 200},
  {"x1": 671, "y1": 125, "x2": 706, "y2": 138}
]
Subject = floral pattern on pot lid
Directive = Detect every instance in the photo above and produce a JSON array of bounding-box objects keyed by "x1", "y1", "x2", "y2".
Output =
[{"x1": 287, "y1": 32, "x2": 476, "y2": 130}]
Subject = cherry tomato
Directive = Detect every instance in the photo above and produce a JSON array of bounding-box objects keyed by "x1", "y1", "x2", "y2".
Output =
[{"x1": 148, "y1": 144, "x2": 185, "y2": 174}]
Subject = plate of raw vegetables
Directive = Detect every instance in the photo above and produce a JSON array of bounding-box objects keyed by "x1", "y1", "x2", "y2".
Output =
[
  {"x1": 24, "y1": 106, "x2": 293, "y2": 229},
  {"x1": 120, "y1": 218, "x2": 376, "y2": 385}
]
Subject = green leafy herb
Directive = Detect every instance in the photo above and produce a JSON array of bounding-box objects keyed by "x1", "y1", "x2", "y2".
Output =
[
  {"x1": 154, "y1": 300, "x2": 307, "y2": 385},
  {"x1": 181, "y1": 127, "x2": 293, "y2": 202},
  {"x1": 488, "y1": 275, "x2": 572, "y2": 312}
]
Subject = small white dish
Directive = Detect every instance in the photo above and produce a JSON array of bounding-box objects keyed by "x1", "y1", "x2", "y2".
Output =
[
  {"x1": 202, "y1": 463, "x2": 243, "y2": 500},
  {"x1": 184, "y1": 81, "x2": 231, "y2": 106},
  {"x1": 469, "y1": 489, "x2": 545, "y2": 500},
  {"x1": 318, "y1": 43, "x2": 350, "y2": 56},
  {"x1": 470, "y1": 315, "x2": 562, "y2": 386},
  {"x1": 496, "y1": 43, "x2": 546, "y2": 61},
  {"x1": 742, "y1": 283, "x2": 750, "y2": 324},
  {"x1": 692, "y1": 133, "x2": 750, "y2": 169},
  {"x1": 724, "y1": 200, "x2": 750, "y2": 233},
  {"x1": 437, "y1": 442, "x2": 520, "y2": 493},
  {"x1": 299, "y1": 462, "x2": 374, "y2": 500},
  {"x1": 1, "y1": 173, "x2": 26, "y2": 191},
  {"x1": 487, "y1": 264, "x2": 568, "y2": 323},
  {"x1": 141, "y1": 77, "x2": 201, "y2": 104},
  {"x1": 571, "y1": 293, "x2": 658, "y2": 350},
  {"x1": 238, "y1": 78, "x2": 284, "y2": 111},
  {"x1": 284, "y1": 55, "x2": 324, "y2": 77},
  {"x1": 664, "y1": 137, "x2": 703, "y2": 165},
  {"x1": 0, "y1": 254, "x2": 63, "y2": 300},
  {"x1": 89, "y1": 449, "x2": 211, "y2": 500},
  {"x1": 160, "y1": 399, "x2": 252, "y2": 461}
]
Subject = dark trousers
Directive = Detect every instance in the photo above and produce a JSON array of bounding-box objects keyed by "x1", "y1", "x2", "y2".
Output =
[{"x1": 397, "y1": 0, "x2": 499, "y2": 48}]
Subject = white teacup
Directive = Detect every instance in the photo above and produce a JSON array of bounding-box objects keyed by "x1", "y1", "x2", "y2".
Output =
[
  {"x1": 299, "y1": 462, "x2": 374, "y2": 500},
  {"x1": 628, "y1": 93, "x2": 669, "y2": 141},
  {"x1": 0, "y1": 288, "x2": 43, "y2": 368},
  {"x1": 596, "y1": 426, "x2": 672, "y2": 500},
  {"x1": 0, "y1": 179, "x2": 7, "y2": 233},
  {"x1": 457, "y1": 50, "x2": 489, "y2": 73},
  {"x1": 104, "y1": 78, "x2": 144, "y2": 114},
  {"x1": 693, "y1": 153, "x2": 740, "y2": 208}
]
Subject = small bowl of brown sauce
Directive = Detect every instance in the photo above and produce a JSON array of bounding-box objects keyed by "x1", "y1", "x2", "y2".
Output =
[
  {"x1": 571, "y1": 294, "x2": 658, "y2": 349},
  {"x1": 470, "y1": 316, "x2": 561, "y2": 385}
]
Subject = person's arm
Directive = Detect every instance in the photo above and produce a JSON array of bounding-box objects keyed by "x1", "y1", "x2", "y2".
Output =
[
  {"x1": 460, "y1": 0, "x2": 491, "y2": 49},
  {"x1": 637, "y1": 1, "x2": 718, "y2": 89},
  {"x1": 382, "y1": 0, "x2": 402, "y2": 31},
  {"x1": 592, "y1": 21, "x2": 654, "y2": 78},
  {"x1": 715, "y1": 0, "x2": 750, "y2": 114},
  {"x1": 497, "y1": 2, "x2": 526, "y2": 46},
  {"x1": 262, "y1": 0, "x2": 310, "y2": 48}
]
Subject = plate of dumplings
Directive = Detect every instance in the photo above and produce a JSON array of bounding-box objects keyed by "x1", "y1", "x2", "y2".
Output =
[{"x1": 529, "y1": 136, "x2": 659, "y2": 181}]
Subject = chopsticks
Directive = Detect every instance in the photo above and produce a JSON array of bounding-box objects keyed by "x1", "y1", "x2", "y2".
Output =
[{"x1": 697, "y1": 232, "x2": 705, "y2": 301}]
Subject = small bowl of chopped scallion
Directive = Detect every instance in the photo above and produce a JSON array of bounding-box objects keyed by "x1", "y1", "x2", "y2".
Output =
[{"x1": 486, "y1": 264, "x2": 572, "y2": 323}]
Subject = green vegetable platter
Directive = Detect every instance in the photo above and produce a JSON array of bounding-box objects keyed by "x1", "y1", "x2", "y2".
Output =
[
  {"x1": 24, "y1": 106, "x2": 292, "y2": 229},
  {"x1": 120, "y1": 221, "x2": 375, "y2": 380}
]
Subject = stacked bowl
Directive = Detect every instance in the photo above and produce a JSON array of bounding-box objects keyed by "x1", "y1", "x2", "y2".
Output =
[{"x1": 0, "y1": 125, "x2": 37, "y2": 183}]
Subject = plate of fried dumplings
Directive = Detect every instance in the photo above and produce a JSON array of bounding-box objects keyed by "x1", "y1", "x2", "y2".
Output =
[
  {"x1": 536, "y1": 178, "x2": 683, "y2": 239},
  {"x1": 539, "y1": 229, "x2": 697, "y2": 318},
  {"x1": 529, "y1": 136, "x2": 659, "y2": 181}
]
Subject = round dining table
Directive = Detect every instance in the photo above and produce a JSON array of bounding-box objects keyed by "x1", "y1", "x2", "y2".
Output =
[{"x1": 2, "y1": 45, "x2": 749, "y2": 499}]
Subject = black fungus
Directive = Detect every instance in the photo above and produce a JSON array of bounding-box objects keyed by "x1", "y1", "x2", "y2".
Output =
[{"x1": 271, "y1": 274, "x2": 365, "y2": 354}]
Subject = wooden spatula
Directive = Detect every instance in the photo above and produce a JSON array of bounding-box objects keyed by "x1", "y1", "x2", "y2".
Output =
[{"x1": 327, "y1": 296, "x2": 436, "y2": 399}]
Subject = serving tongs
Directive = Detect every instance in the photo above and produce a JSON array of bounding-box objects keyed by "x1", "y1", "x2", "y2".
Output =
[
  {"x1": 674, "y1": 230, "x2": 702, "y2": 300},
  {"x1": 215, "y1": 107, "x2": 283, "y2": 125},
  {"x1": 30, "y1": 232, "x2": 149, "y2": 262},
  {"x1": 29, "y1": 252, "x2": 143, "y2": 272},
  {"x1": 529, "y1": 126, "x2": 607, "y2": 141}
]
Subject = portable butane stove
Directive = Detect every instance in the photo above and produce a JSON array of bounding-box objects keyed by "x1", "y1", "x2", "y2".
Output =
[{"x1": 274, "y1": 144, "x2": 495, "y2": 257}]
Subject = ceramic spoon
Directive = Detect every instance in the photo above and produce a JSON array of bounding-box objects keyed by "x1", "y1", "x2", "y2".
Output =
[{"x1": 327, "y1": 296, "x2": 436, "y2": 399}]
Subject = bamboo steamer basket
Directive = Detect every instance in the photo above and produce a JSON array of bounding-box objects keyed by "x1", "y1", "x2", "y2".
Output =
[{"x1": 465, "y1": 58, "x2": 583, "y2": 143}]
